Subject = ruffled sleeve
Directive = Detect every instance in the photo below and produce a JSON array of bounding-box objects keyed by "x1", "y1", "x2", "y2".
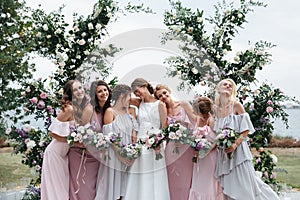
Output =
[
  {"x1": 238, "y1": 113, "x2": 255, "y2": 135},
  {"x1": 102, "y1": 123, "x2": 113, "y2": 135},
  {"x1": 48, "y1": 118, "x2": 71, "y2": 137}
]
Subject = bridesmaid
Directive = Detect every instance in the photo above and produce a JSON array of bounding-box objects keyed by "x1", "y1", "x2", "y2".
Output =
[
  {"x1": 97, "y1": 84, "x2": 138, "y2": 200},
  {"x1": 85, "y1": 80, "x2": 112, "y2": 199},
  {"x1": 154, "y1": 84, "x2": 194, "y2": 200},
  {"x1": 68, "y1": 80, "x2": 99, "y2": 200},
  {"x1": 181, "y1": 97, "x2": 224, "y2": 200},
  {"x1": 41, "y1": 80, "x2": 76, "y2": 200},
  {"x1": 213, "y1": 78, "x2": 279, "y2": 200}
]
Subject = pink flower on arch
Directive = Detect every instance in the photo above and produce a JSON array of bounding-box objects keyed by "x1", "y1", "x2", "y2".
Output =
[
  {"x1": 40, "y1": 92, "x2": 47, "y2": 99},
  {"x1": 267, "y1": 100, "x2": 273, "y2": 105},
  {"x1": 266, "y1": 106, "x2": 273, "y2": 113},
  {"x1": 37, "y1": 100, "x2": 45, "y2": 109},
  {"x1": 30, "y1": 97, "x2": 38, "y2": 104}
]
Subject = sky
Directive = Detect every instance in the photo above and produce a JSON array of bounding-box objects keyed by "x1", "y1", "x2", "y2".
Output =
[{"x1": 25, "y1": 0, "x2": 300, "y2": 101}]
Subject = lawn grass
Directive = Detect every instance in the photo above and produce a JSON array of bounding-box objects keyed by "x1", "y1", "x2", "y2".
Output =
[
  {"x1": 0, "y1": 152, "x2": 33, "y2": 187},
  {"x1": 267, "y1": 148, "x2": 300, "y2": 189},
  {"x1": 0, "y1": 147, "x2": 300, "y2": 190}
]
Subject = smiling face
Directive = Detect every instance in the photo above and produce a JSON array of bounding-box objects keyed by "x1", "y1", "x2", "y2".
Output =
[
  {"x1": 155, "y1": 88, "x2": 171, "y2": 103},
  {"x1": 96, "y1": 85, "x2": 109, "y2": 104},
  {"x1": 72, "y1": 81, "x2": 85, "y2": 101},
  {"x1": 133, "y1": 86, "x2": 147, "y2": 100}
]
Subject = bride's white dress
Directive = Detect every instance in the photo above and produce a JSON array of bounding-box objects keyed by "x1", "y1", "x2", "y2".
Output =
[{"x1": 124, "y1": 100, "x2": 170, "y2": 200}]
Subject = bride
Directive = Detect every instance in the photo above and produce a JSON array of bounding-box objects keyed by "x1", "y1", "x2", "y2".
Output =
[{"x1": 124, "y1": 78, "x2": 170, "y2": 200}]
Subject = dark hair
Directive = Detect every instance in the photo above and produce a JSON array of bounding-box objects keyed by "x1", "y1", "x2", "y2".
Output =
[
  {"x1": 112, "y1": 84, "x2": 131, "y2": 103},
  {"x1": 192, "y1": 96, "x2": 213, "y2": 115},
  {"x1": 131, "y1": 78, "x2": 154, "y2": 94},
  {"x1": 90, "y1": 80, "x2": 112, "y2": 117},
  {"x1": 60, "y1": 80, "x2": 75, "y2": 111}
]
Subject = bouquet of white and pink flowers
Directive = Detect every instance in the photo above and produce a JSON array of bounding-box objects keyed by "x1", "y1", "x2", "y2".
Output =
[
  {"x1": 67, "y1": 124, "x2": 87, "y2": 146},
  {"x1": 163, "y1": 122, "x2": 190, "y2": 154},
  {"x1": 82, "y1": 131, "x2": 110, "y2": 151},
  {"x1": 118, "y1": 143, "x2": 142, "y2": 160},
  {"x1": 215, "y1": 127, "x2": 239, "y2": 159},
  {"x1": 189, "y1": 126, "x2": 212, "y2": 163},
  {"x1": 141, "y1": 128, "x2": 167, "y2": 160}
]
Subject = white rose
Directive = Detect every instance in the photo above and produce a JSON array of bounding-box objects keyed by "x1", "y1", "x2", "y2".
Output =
[
  {"x1": 95, "y1": 24, "x2": 102, "y2": 30},
  {"x1": 77, "y1": 126, "x2": 85, "y2": 133},
  {"x1": 55, "y1": 28, "x2": 62, "y2": 34},
  {"x1": 42, "y1": 24, "x2": 48, "y2": 31},
  {"x1": 203, "y1": 59, "x2": 210, "y2": 66},
  {"x1": 71, "y1": 132, "x2": 77, "y2": 137},
  {"x1": 5, "y1": 128, "x2": 12, "y2": 135},
  {"x1": 90, "y1": 56, "x2": 97, "y2": 62},
  {"x1": 238, "y1": 13, "x2": 243, "y2": 18},
  {"x1": 255, "y1": 171, "x2": 262, "y2": 178},
  {"x1": 191, "y1": 68, "x2": 198, "y2": 74},
  {"x1": 81, "y1": 32, "x2": 86, "y2": 37},
  {"x1": 234, "y1": 56, "x2": 240, "y2": 62},
  {"x1": 27, "y1": 140, "x2": 37, "y2": 149},
  {"x1": 197, "y1": 17, "x2": 203, "y2": 23},
  {"x1": 77, "y1": 39, "x2": 86, "y2": 45},
  {"x1": 270, "y1": 154, "x2": 278, "y2": 164},
  {"x1": 88, "y1": 23, "x2": 94, "y2": 30},
  {"x1": 22, "y1": 124, "x2": 32, "y2": 132},
  {"x1": 46, "y1": 35, "x2": 51, "y2": 38}
]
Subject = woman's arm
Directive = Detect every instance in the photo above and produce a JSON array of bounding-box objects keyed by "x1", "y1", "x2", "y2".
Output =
[
  {"x1": 158, "y1": 100, "x2": 168, "y2": 129},
  {"x1": 81, "y1": 104, "x2": 93, "y2": 125},
  {"x1": 180, "y1": 100, "x2": 197, "y2": 124},
  {"x1": 128, "y1": 107, "x2": 137, "y2": 143},
  {"x1": 103, "y1": 107, "x2": 114, "y2": 125},
  {"x1": 49, "y1": 132, "x2": 67, "y2": 142}
]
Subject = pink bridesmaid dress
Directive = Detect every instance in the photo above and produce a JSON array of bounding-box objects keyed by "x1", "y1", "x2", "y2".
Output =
[
  {"x1": 69, "y1": 112, "x2": 101, "y2": 200},
  {"x1": 165, "y1": 108, "x2": 194, "y2": 200},
  {"x1": 188, "y1": 125, "x2": 224, "y2": 200},
  {"x1": 41, "y1": 118, "x2": 74, "y2": 200}
]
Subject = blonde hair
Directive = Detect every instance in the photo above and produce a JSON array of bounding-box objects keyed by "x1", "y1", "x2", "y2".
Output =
[
  {"x1": 154, "y1": 84, "x2": 171, "y2": 99},
  {"x1": 215, "y1": 78, "x2": 237, "y2": 106}
]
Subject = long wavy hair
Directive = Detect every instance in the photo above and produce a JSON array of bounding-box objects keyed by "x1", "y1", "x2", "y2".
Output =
[
  {"x1": 59, "y1": 80, "x2": 75, "y2": 111},
  {"x1": 90, "y1": 80, "x2": 112, "y2": 117}
]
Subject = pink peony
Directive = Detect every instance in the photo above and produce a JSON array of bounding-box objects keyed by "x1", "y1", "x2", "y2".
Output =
[
  {"x1": 37, "y1": 100, "x2": 45, "y2": 109},
  {"x1": 47, "y1": 105, "x2": 54, "y2": 114},
  {"x1": 40, "y1": 92, "x2": 47, "y2": 99},
  {"x1": 266, "y1": 106, "x2": 273, "y2": 113},
  {"x1": 29, "y1": 97, "x2": 38, "y2": 104},
  {"x1": 25, "y1": 87, "x2": 31, "y2": 93},
  {"x1": 267, "y1": 100, "x2": 273, "y2": 105},
  {"x1": 35, "y1": 165, "x2": 41, "y2": 171}
]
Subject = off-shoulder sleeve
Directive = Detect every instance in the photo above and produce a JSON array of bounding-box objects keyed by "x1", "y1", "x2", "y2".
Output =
[
  {"x1": 102, "y1": 123, "x2": 113, "y2": 135},
  {"x1": 238, "y1": 113, "x2": 255, "y2": 135},
  {"x1": 48, "y1": 118, "x2": 71, "y2": 137}
]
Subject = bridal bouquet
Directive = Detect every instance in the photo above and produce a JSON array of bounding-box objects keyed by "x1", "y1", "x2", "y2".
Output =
[
  {"x1": 142, "y1": 128, "x2": 167, "y2": 160},
  {"x1": 215, "y1": 127, "x2": 239, "y2": 159},
  {"x1": 163, "y1": 122, "x2": 190, "y2": 154},
  {"x1": 67, "y1": 124, "x2": 91, "y2": 146},
  {"x1": 118, "y1": 143, "x2": 142, "y2": 160},
  {"x1": 189, "y1": 127, "x2": 212, "y2": 163},
  {"x1": 82, "y1": 131, "x2": 110, "y2": 151}
]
